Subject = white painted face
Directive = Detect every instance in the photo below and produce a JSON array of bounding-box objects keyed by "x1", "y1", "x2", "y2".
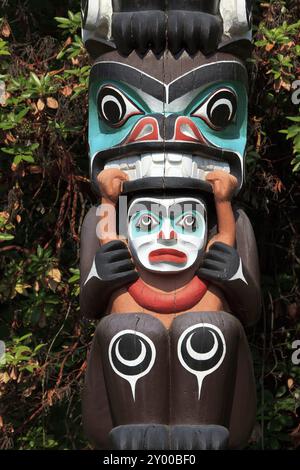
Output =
[{"x1": 128, "y1": 197, "x2": 207, "y2": 273}]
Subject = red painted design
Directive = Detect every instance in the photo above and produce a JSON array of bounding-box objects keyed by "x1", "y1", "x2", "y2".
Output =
[
  {"x1": 126, "y1": 117, "x2": 160, "y2": 143},
  {"x1": 158, "y1": 230, "x2": 176, "y2": 240},
  {"x1": 174, "y1": 117, "x2": 206, "y2": 143},
  {"x1": 128, "y1": 276, "x2": 208, "y2": 314},
  {"x1": 149, "y1": 248, "x2": 187, "y2": 265}
]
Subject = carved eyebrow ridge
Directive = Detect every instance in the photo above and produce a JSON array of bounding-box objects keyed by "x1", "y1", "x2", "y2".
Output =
[
  {"x1": 91, "y1": 60, "x2": 248, "y2": 104},
  {"x1": 128, "y1": 200, "x2": 205, "y2": 219},
  {"x1": 90, "y1": 62, "x2": 166, "y2": 102}
]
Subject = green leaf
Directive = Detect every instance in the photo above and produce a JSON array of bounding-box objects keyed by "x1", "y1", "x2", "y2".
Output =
[
  {"x1": 30, "y1": 72, "x2": 41, "y2": 87},
  {"x1": 0, "y1": 233, "x2": 14, "y2": 241}
]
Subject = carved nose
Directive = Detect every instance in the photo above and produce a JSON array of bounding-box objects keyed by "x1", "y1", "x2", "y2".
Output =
[
  {"x1": 159, "y1": 230, "x2": 176, "y2": 239},
  {"x1": 173, "y1": 116, "x2": 206, "y2": 143},
  {"x1": 158, "y1": 230, "x2": 177, "y2": 245},
  {"x1": 126, "y1": 117, "x2": 160, "y2": 143},
  {"x1": 125, "y1": 115, "x2": 206, "y2": 144}
]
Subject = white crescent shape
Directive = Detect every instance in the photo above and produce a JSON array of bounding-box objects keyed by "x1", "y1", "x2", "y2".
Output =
[
  {"x1": 211, "y1": 98, "x2": 233, "y2": 120},
  {"x1": 186, "y1": 331, "x2": 219, "y2": 361},
  {"x1": 115, "y1": 338, "x2": 147, "y2": 367},
  {"x1": 102, "y1": 95, "x2": 123, "y2": 121}
]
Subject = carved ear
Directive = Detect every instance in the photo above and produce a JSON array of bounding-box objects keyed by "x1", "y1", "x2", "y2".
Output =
[
  {"x1": 81, "y1": 0, "x2": 115, "y2": 55},
  {"x1": 219, "y1": 0, "x2": 252, "y2": 39}
]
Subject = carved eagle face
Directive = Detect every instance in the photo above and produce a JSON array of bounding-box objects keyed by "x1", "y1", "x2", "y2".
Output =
[{"x1": 89, "y1": 51, "x2": 248, "y2": 194}]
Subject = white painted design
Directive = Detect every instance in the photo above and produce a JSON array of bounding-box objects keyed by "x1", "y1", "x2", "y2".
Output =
[
  {"x1": 192, "y1": 87, "x2": 238, "y2": 130},
  {"x1": 101, "y1": 94, "x2": 122, "y2": 120},
  {"x1": 103, "y1": 153, "x2": 231, "y2": 182},
  {"x1": 211, "y1": 98, "x2": 233, "y2": 118},
  {"x1": 127, "y1": 197, "x2": 207, "y2": 274},
  {"x1": 92, "y1": 60, "x2": 246, "y2": 102},
  {"x1": 90, "y1": 61, "x2": 245, "y2": 190},
  {"x1": 108, "y1": 330, "x2": 156, "y2": 401},
  {"x1": 186, "y1": 331, "x2": 218, "y2": 361},
  {"x1": 97, "y1": 85, "x2": 143, "y2": 125},
  {"x1": 82, "y1": 0, "x2": 113, "y2": 43},
  {"x1": 177, "y1": 323, "x2": 226, "y2": 400},
  {"x1": 84, "y1": 258, "x2": 100, "y2": 286},
  {"x1": 220, "y1": 0, "x2": 252, "y2": 39},
  {"x1": 115, "y1": 339, "x2": 147, "y2": 367},
  {"x1": 229, "y1": 258, "x2": 248, "y2": 285}
]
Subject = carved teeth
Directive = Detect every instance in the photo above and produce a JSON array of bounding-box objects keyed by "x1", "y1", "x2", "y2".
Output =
[{"x1": 104, "y1": 154, "x2": 231, "y2": 182}]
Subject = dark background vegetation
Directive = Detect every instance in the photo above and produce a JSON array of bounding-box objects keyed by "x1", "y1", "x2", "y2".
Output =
[{"x1": 0, "y1": 0, "x2": 299, "y2": 450}]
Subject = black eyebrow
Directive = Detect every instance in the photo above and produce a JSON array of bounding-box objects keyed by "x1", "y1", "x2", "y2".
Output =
[
  {"x1": 128, "y1": 201, "x2": 167, "y2": 218},
  {"x1": 90, "y1": 62, "x2": 166, "y2": 102},
  {"x1": 90, "y1": 61, "x2": 248, "y2": 104},
  {"x1": 168, "y1": 61, "x2": 248, "y2": 102},
  {"x1": 128, "y1": 200, "x2": 205, "y2": 219},
  {"x1": 168, "y1": 201, "x2": 205, "y2": 216}
]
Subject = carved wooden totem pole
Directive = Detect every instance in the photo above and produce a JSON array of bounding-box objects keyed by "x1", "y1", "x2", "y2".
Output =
[{"x1": 80, "y1": 0, "x2": 261, "y2": 450}]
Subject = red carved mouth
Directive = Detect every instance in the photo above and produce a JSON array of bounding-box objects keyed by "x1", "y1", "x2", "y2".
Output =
[{"x1": 149, "y1": 249, "x2": 187, "y2": 265}]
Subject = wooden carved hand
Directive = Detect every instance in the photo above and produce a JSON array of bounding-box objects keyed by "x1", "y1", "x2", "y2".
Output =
[
  {"x1": 97, "y1": 168, "x2": 129, "y2": 205},
  {"x1": 206, "y1": 170, "x2": 238, "y2": 203}
]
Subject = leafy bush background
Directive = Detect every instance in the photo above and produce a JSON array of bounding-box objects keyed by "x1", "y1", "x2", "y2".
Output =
[{"x1": 0, "y1": 0, "x2": 299, "y2": 450}]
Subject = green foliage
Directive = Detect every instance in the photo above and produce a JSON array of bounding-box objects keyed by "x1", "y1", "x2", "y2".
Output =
[
  {"x1": 55, "y1": 11, "x2": 82, "y2": 35},
  {"x1": 0, "y1": 0, "x2": 299, "y2": 451},
  {"x1": 0, "y1": 38, "x2": 10, "y2": 56},
  {"x1": 246, "y1": 0, "x2": 300, "y2": 450},
  {"x1": 0, "y1": 0, "x2": 92, "y2": 451},
  {"x1": 1, "y1": 143, "x2": 39, "y2": 166},
  {"x1": 3, "y1": 334, "x2": 45, "y2": 373},
  {"x1": 0, "y1": 212, "x2": 14, "y2": 241},
  {"x1": 254, "y1": 1, "x2": 300, "y2": 174},
  {"x1": 280, "y1": 115, "x2": 300, "y2": 172}
]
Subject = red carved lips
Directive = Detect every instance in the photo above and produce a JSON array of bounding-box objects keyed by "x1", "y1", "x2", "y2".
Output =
[{"x1": 149, "y1": 249, "x2": 187, "y2": 265}]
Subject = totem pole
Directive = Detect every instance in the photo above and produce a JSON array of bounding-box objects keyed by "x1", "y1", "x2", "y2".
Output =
[{"x1": 80, "y1": 0, "x2": 261, "y2": 450}]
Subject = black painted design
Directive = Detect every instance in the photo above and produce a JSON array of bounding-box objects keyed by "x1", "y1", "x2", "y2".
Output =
[
  {"x1": 113, "y1": 0, "x2": 220, "y2": 14},
  {"x1": 81, "y1": 0, "x2": 89, "y2": 27},
  {"x1": 94, "y1": 240, "x2": 138, "y2": 284},
  {"x1": 246, "y1": 0, "x2": 253, "y2": 28},
  {"x1": 109, "y1": 332, "x2": 153, "y2": 376},
  {"x1": 91, "y1": 61, "x2": 248, "y2": 104},
  {"x1": 179, "y1": 324, "x2": 225, "y2": 373},
  {"x1": 108, "y1": 330, "x2": 156, "y2": 400},
  {"x1": 192, "y1": 88, "x2": 237, "y2": 130},
  {"x1": 97, "y1": 86, "x2": 143, "y2": 128},
  {"x1": 198, "y1": 242, "x2": 240, "y2": 284}
]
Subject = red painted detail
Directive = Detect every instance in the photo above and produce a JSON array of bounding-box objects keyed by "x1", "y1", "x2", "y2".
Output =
[
  {"x1": 157, "y1": 230, "x2": 176, "y2": 240},
  {"x1": 126, "y1": 117, "x2": 160, "y2": 143},
  {"x1": 149, "y1": 248, "x2": 187, "y2": 265},
  {"x1": 174, "y1": 117, "x2": 206, "y2": 143},
  {"x1": 128, "y1": 276, "x2": 208, "y2": 314}
]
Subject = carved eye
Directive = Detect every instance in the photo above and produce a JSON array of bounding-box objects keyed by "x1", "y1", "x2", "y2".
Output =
[
  {"x1": 176, "y1": 213, "x2": 198, "y2": 232},
  {"x1": 192, "y1": 88, "x2": 237, "y2": 130},
  {"x1": 136, "y1": 213, "x2": 160, "y2": 233},
  {"x1": 97, "y1": 86, "x2": 143, "y2": 128}
]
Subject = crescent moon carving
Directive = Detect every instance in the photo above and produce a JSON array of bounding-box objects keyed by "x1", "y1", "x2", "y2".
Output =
[
  {"x1": 115, "y1": 338, "x2": 147, "y2": 367},
  {"x1": 186, "y1": 331, "x2": 218, "y2": 361}
]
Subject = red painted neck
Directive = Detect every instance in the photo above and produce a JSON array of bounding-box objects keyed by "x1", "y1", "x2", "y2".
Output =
[{"x1": 128, "y1": 276, "x2": 208, "y2": 314}]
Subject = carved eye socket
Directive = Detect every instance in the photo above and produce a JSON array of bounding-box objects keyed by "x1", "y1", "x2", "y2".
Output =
[
  {"x1": 136, "y1": 213, "x2": 160, "y2": 233},
  {"x1": 176, "y1": 213, "x2": 198, "y2": 232},
  {"x1": 97, "y1": 86, "x2": 143, "y2": 128},
  {"x1": 192, "y1": 88, "x2": 237, "y2": 130}
]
